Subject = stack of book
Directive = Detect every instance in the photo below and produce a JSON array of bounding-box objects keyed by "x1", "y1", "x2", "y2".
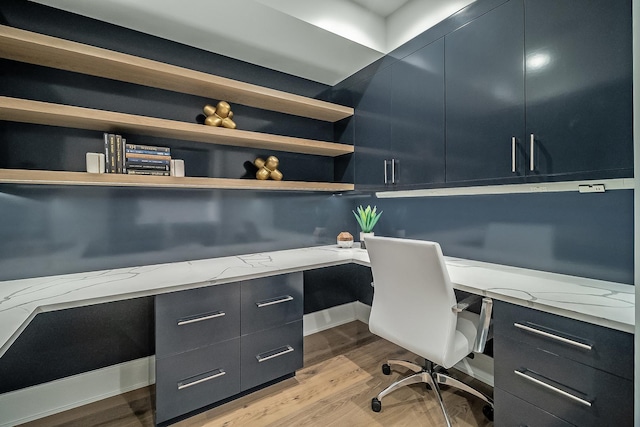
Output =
[{"x1": 103, "y1": 133, "x2": 171, "y2": 176}]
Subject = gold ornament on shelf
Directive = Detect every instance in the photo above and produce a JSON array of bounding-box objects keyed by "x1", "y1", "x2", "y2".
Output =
[
  {"x1": 254, "y1": 156, "x2": 283, "y2": 181},
  {"x1": 203, "y1": 101, "x2": 236, "y2": 129}
]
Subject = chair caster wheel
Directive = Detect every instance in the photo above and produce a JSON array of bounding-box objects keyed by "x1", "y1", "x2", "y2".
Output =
[
  {"x1": 381, "y1": 364, "x2": 391, "y2": 375},
  {"x1": 482, "y1": 404, "x2": 494, "y2": 421},
  {"x1": 371, "y1": 398, "x2": 382, "y2": 412}
]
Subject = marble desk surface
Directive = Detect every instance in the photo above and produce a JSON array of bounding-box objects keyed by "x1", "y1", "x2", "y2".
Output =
[{"x1": 0, "y1": 245, "x2": 634, "y2": 358}]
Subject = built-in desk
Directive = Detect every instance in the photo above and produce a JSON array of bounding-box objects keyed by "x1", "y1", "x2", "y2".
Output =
[{"x1": 0, "y1": 245, "x2": 634, "y2": 425}]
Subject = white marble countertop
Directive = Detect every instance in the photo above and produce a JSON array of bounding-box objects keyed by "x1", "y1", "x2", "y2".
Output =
[{"x1": 0, "y1": 245, "x2": 634, "y2": 358}]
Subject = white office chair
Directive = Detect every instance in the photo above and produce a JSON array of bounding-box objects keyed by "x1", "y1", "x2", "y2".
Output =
[{"x1": 365, "y1": 235, "x2": 494, "y2": 426}]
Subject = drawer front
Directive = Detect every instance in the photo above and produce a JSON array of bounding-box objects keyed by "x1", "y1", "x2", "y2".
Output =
[
  {"x1": 241, "y1": 320, "x2": 303, "y2": 391},
  {"x1": 241, "y1": 273, "x2": 303, "y2": 335},
  {"x1": 156, "y1": 283, "x2": 240, "y2": 357},
  {"x1": 156, "y1": 337, "x2": 241, "y2": 424},
  {"x1": 494, "y1": 388, "x2": 574, "y2": 427},
  {"x1": 493, "y1": 301, "x2": 633, "y2": 380},
  {"x1": 494, "y1": 335, "x2": 633, "y2": 427}
]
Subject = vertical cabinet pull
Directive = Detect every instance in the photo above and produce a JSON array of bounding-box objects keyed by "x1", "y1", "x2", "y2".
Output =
[
  {"x1": 177, "y1": 310, "x2": 225, "y2": 326},
  {"x1": 391, "y1": 158, "x2": 396, "y2": 184},
  {"x1": 256, "y1": 345, "x2": 294, "y2": 363},
  {"x1": 383, "y1": 160, "x2": 388, "y2": 184},
  {"x1": 529, "y1": 133, "x2": 535, "y2": 171},
  {"x1": 511, "y1": 137, "x2": 517, "y2": 172},
  {"x1": 177, "y1": 368, "x2": 226, "y2": 390},
  {"x1": 514, "y1": 370, "x2": 592, "y2": 407},
  {"x1": 256, "y1": 295, "x2": 294, "y2": 307}
]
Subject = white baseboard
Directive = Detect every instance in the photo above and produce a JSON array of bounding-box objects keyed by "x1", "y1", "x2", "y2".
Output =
[
  {"x1": 0, "y1": 356, "x2": 155, "y2": 427},
  {"x1": 454, "y1": 353, "x2": 494, "y2": 387},
  {"x1": 303, "y1": 301, "x2": 363, "y2": 336}
]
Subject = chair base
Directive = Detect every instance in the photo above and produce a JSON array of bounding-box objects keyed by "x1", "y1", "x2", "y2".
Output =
[{"x1": 372, "y1": 359, "x2": 494, "y2": 427}]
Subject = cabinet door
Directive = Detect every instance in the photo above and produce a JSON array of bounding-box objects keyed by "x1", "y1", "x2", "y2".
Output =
[
  {"x1": 524, "y1": 0, "x2": 633, "y2": 179},
  {"x1": 391, "y1": 39, "x2": 445, "y2": 187},
  {"x1": 353, "y1": 66, "x2": 392, "y2": 189},
  {"x1": 445, "y1": 0, "x2": 525, "y2": 184}
]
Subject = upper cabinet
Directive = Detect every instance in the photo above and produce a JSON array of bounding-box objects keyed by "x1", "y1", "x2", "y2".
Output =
[
  {"x1": 445, "y1": 0, "x2": 525, "y2": 185},
  {"x1": 524, "y1": 0, "x2": 633, "y2": 180},
  {"x1": 353, "y1": 0, "x2": 632, "y2": 190},
  {"x1": 354, "y1": 40, "x2": 445, "y2": 190},
  {"x1": 391, "y1": 39, "x2": 445, "y2": 188}
]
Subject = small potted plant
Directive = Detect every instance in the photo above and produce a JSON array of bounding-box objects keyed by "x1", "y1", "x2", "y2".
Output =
[{"x1": 353, "y1": 205, "x2": 382, "y2": 249}]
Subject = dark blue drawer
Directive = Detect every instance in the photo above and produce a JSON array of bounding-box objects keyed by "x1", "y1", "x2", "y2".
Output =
[
  {"x1": 494, "y1": 335, "x2": 633, "y2": 427},
  {"x1": 241, "y1": 320, "x2": 303, "y2": 391},
  {"x1": 155, "y1": 283, "x2": 240, "y2": 357},
  {"x1": 494, "y1": 388, "x2": 574, "y2": 427},
  {"x1": 241, "y1": 273, "x2": 303, "y2": 335},
  {"x1": 493, "y1": 301, "x2": 632, "y2": 380},
  {"x1": 155, "y1": 337, "x2": 241, "y2": 424}
]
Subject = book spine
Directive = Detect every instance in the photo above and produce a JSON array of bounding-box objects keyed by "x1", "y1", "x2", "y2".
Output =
[
  {"x1": 126, "y1": 152, "x2": 172, "y2": 161},
  {"x1": 103, "y1": 133, "x2": 111, "y2": 173},
  {"x1": 115, "y1": 134, "x2": 123, "y2": 174},
  {"x1": 125, "y1": 144, "x2": 170, "y2": 153},
  {"x1": 127, "y1": 169, "x2": 171, "y2": 176},
  {"x1": 125, "y1": 148, "x2": 171, "y2": 156},
  {"x1": 121, "y1": 138, "x2": 127, "y2": 174},
  {"x1": 126, "y1": 157, "x2": 171, "y2": 165},
  {"x1": 125, "y1": 163, "x2": 170, "y2": 171},
  {"x1": 108, "y1": 133, "x2": 117, "y2": 173}
]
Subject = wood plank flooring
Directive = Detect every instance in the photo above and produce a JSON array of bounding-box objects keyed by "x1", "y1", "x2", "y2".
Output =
[{"x1": 22, "y1": 321, "x2": 493, "y2": 426}]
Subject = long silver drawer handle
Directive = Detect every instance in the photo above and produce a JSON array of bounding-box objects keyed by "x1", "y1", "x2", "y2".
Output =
[
  {"x1": 177, "y1": 369, "x2": 226, "y2": 390},
  {"x1": 177, "y1": 311, "x2": 225, "y2": 326},
  {"x1": 511, "y1": 137, "x2": 516, "y2": 172},
  {"x1": 384, "y1": 160, "x2": 388, "y2": 184},
  {"x1": 514, "y1": 370, "x2": 592, "y2": 407},
  {"x1": 513, "y1": 323, "x2": 592, "y2": 351},
  {"x1": 257, "y1": 345, "x2": 294, "y2": 363},
  {"x1": 256, "y1": 295, "x2": 294, "y2": 308}
]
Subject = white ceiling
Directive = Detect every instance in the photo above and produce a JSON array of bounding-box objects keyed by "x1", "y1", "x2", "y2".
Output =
[{"x1": 30, "y1": 0, "x2": 475, "y2": 85}]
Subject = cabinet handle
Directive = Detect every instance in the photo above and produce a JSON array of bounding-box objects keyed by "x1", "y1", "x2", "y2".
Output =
[
  {"x1": 383, "y1": 160, "x2": 388, "y2": 184},
  {"x1": 511, "y1": 137, "x2": 517, "y2": 172},
  {"x1": 513, "y1": 323, "x2": 592, "y2": 351},
  {"x1": 391, "y1": 159, "x2": 396, "y2": 184},
  {"x1": 256, "y1": 345, "x2": 294, "y2": 363},
  {"x1": 177, "y1": 368, "x2": 226, "y2": 390},
  {"x1": 529, "y1": 133, "x2": 535, "y2": 171},
  {"x1": 177, "y1": 310, "x2": 225, "y2": 326},
  {"x1": 256, "y1": 295, "x2": 294, "y2": 307},
  {"x1": 514, "y1": 370, "x2": 592, "y2": 407}
]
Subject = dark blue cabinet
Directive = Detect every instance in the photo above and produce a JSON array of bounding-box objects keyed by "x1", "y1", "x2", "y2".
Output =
[
  {"x1": 391, "y1": 39, "x2": 445, "y2": 188},
  {"x1": 524, "y1": 0, "x2": 633, "y2": 180},
  {"x1": 445, "y1": 0, "x2": 526, "y2": 184},
  {"x1": 354, "y1": 40, "x2": 445, "y2": 190},
  {"x1": 353, "y1": 66, "x2": 392, "y2": 188}
]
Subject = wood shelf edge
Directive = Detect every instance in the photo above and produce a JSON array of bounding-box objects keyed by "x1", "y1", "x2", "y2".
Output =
[
  {"x1": 0, "y1": 97, "x2": 354, "y2": 157},
  {"x1": 0, "y1": 169, "x2": 355, "y2": 192},
  {"x1": 0, "y1": 25, "x2": 354, "y2": 122}
]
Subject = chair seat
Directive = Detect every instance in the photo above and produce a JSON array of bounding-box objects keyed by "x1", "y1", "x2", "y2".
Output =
[{"x1": 448, "y1": 310, "x2": 480, "y2": 369}]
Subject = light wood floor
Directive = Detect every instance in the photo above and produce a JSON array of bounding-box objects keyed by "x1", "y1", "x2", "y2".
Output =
[{"x1": 23, "y1": 321, "x2": 493, "y2": 427}]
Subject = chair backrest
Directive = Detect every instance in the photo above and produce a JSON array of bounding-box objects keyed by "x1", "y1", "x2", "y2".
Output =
[{"x1": 366, "y1": 236, "x2": 459, "y2": 367}]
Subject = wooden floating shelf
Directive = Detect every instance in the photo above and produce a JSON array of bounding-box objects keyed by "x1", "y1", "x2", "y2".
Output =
[
  {"x1": 0, "y1": 169, "x2": 355, "y2": 192},
  {"x1": 0, "y1": 25, "x2": 354, "y2": 122},
  {"x1": 0, "y1": 97, "x2": 354, "y2": 157}
]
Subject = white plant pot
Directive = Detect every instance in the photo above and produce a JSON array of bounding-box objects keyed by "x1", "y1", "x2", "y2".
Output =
[{"x1": 359, "y1": 231, "x2": 374, "y2": 249}]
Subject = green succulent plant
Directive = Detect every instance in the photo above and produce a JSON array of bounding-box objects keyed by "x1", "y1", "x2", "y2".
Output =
[{"x1": 353, "y1": 205, "x2": 383, "y2": 233}]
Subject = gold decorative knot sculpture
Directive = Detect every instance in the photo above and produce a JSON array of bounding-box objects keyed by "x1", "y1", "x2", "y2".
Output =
[
  {"x1": 203, "y1": 101, "x2": 236, "y2": 129},
  {"x1": 254, "y1": 156, "x2": 283, "y2": 181}
]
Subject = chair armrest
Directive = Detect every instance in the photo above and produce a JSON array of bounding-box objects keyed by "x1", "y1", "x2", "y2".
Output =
[
  {"x1": 473, "y1": 298, "x2": 493, "y2": 353},
  {"x1": 451, "y1": 294, "x2": 481, "y2": 313}
]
